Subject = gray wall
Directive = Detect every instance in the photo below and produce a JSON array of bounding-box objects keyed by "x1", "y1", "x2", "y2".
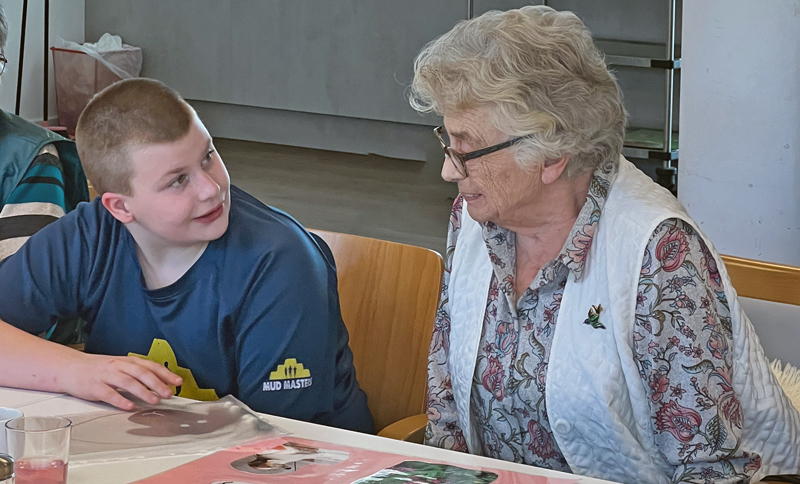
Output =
[
  {"x1": 679, "y1": 0, "x2": 800, "y2": 265},
  {"x1": 86, "y1": 0, "x2": 470, "y2": 160},
  {"x1": 85, "y1": 1, "x2": 677, "y2": 162},
  {"x1": 0, "y1": 0, "x2": 85, "y2": 121},
  {"x1": 88, "y1": 1, "x2": 464, "y2": 126}
]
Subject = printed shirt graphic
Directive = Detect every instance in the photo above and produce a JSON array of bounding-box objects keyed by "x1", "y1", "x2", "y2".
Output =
[
  {"x1": 130, "y1": 339, "x2": 219, "y2": 401},
  {"x1": 264, "y1": 358, "x2": 313, "y2": 391}
]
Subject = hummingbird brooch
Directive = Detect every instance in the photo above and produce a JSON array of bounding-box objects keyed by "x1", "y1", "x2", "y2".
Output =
[{"x1": 584, "y1": 304, "x2": 606, "y2": 329}]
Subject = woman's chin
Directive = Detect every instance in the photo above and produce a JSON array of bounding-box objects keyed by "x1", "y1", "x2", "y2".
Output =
[{"x1": 465, "y1": 202, "x2": 493, "y2": 224}]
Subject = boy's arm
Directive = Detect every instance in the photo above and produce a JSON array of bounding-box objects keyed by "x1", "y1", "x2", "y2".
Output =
[
  {"x1": 0, "y1": 317, "x2": 182, "y2": 409},
  {"x1": 231, "y1": 234, "x2": 371, "y2": 431},
  {"x1": 0, "y1": 207, "x2": 182, "y2": 410}
]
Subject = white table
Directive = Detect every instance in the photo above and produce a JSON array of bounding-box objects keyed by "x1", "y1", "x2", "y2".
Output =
[{"x1": 1, "y1": 387, "x2": 618, "y2": 484}]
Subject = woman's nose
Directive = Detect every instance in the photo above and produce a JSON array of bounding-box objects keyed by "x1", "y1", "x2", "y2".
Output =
[{"x1": 441, "y1": 155, "x2": 465, "y2": 183}]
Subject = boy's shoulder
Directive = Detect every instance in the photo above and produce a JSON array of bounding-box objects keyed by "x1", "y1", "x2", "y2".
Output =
[
  {"x1": 34, "y1": 195, "x2": 120, "y2": 244},
  {"x1": 224, "y1": 186, "x2": 321, "y2": 259}
]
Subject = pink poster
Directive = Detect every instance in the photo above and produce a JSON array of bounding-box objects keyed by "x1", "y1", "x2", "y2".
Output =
[{"x1": 135, "y1": 437, "x2": 577, "y2": 484}]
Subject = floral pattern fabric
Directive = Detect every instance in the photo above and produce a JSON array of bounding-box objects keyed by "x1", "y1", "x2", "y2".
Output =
[
  {"x1": 636, "y1": 220, "x2": 760, "y2": 483},
  {"x1": 425, "y1": 162, "x2": 761, "y2": 484}
]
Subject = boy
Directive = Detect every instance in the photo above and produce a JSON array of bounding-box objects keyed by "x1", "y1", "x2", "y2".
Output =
[{"x1": 0, "y1": 78, "x2": 373, "y2": 433}]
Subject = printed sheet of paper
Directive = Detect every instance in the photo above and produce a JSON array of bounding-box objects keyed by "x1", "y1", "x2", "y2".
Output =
[
  {"x1": 134, "y1": 437, "x2": 578, "y2": 484},
  {"x1": 66, "y1": 395, "x2": 283, "y2": 464}
]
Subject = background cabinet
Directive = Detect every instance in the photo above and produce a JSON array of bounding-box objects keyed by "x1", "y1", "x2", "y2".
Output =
[
  {"x1": 596, "y1": 1, "x2": 680, "y2": 192},
  {"x1": 85, "y1": 0, "x2": 682, "y2": 185},
  {"x1": 539, "y1": 0, "x2": 681, "y2": 191}
]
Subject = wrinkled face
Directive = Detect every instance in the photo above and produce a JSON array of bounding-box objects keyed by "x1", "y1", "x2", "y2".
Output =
[
  {"x1": 441, "y1": 108, "x2": 542, "y2": 226},
  {"x1": 124, "y1": 116, "x2": 231, "y2": 247}
]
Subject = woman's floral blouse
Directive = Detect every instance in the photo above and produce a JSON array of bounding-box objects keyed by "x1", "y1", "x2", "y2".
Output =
[{"x1": 425, "y1": 161, "x2": 761, "y2": 484}]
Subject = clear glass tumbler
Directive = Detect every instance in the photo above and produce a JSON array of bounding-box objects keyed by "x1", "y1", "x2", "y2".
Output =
[{"x1": 5, "y1": 416, "x2": 72, "y2": 484}]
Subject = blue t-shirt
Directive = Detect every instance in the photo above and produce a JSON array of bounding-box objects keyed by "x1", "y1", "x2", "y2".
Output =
[{"x1": 0, "y1": 186, "x2": 373, "y2": 432}]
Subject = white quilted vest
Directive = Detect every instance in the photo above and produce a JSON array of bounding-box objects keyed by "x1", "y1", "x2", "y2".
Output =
[{"x1": 448, "y1": 157, "x2": 800, "y2": 484}]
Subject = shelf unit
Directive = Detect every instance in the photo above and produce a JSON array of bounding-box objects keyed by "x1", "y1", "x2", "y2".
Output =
[
  {"x1": 595, "y1": 0, "x2": 680, "y2": 191},
  {"x1": 473, "y1": 0, "x2": 682, "y2": 190}
]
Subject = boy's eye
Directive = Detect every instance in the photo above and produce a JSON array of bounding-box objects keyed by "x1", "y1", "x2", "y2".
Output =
[
  {"x1": 202, "y1": 149, "x2": 215, "y2": 165},
  {"x1": 169, "y1": 174, "x2": 188, "y2": 188}
]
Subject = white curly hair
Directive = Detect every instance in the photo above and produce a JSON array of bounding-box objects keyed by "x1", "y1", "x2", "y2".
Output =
[{"x1": 409, "y1": 5, "x2": 627, "y2": 177}]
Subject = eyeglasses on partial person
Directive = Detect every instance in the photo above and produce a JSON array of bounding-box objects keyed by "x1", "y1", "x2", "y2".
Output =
[{"x1": 434, "y1": 126, "x2": 533, "y2": 177}]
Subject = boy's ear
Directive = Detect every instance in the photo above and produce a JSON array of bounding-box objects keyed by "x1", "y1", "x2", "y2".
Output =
[
  {"x1": 541, "y1": 154, "x2": 569, "y2": 185},
  {"x1": 101, "y1": 192, "x2": 134, "y2": 224}
]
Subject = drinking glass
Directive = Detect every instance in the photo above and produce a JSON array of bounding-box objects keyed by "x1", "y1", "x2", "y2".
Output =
[{"x1": 5, "y1": 416, "x2": 71, "y2": 484}]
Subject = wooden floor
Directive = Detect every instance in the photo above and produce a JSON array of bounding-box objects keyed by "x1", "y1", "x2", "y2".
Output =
[{"x1": 216, "y1": 138, "x2": 457, "y2": 253}]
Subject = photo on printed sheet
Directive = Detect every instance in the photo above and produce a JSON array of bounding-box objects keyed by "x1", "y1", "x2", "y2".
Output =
[
  {"x1": 352, "y1": 460, "x2": 499, "y2": 484},
  {"x1": 229, "y1": 440, "x2": 349, "y2": 475}
]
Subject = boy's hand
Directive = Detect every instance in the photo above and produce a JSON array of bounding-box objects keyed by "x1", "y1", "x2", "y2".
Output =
[{"x1": 60, "y1": 353, "x2": 183, "y2": 410}]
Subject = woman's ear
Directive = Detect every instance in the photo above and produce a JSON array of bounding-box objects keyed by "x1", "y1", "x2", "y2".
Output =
[
  {"x1": 101, "y1": 192, "x2": 134, "y2": 224},
  {"x1": 541, "y1": 154, "x2": 569, "y2": 185}
]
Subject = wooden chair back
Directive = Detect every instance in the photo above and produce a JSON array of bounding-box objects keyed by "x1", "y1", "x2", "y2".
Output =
[
  {"x1": 310, "y1": 230, "x2": 444, "y2": 434},
  {"x1": 87, "y1": 181, "x2": 99, "y2": 200},
  {"x1": 721, "y1": 255, "x2": 800, "y2": 306},
  {"x1": 721, "y1": 255, "x2": 800, "y2": 369}
]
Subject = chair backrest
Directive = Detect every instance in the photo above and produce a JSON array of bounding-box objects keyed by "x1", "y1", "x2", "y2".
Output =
[
  {"x1": 721, "y1": 255, "x2": 800, "y2": 367},
  {"x1": 87, "y1": 181, "x2": 99, "y2": 200},
  {"x1": 310, "y1": 230, "x2": 444, "y2": 433},
  {"x1": 721, "y1": 255, "x2": 800, "y2": 306}
]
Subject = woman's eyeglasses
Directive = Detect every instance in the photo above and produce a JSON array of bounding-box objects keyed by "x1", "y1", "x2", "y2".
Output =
[{"x1": 434, "y1": 126, "x2": 532, "y2": 177}]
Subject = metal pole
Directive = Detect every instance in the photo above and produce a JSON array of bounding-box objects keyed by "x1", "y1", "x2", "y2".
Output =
[
  {"x1": 15, "y1": 0, "x2": 28, "y2": 116},
  {"x1": 467, "y1": 0, "x2": 473, "y2": 19},
  {"x1": 43, "y1": 0, "x2": 49, "y2": 122},
  {"x1": 663, "y1": 0, "x2": 676, "y2": 169}
]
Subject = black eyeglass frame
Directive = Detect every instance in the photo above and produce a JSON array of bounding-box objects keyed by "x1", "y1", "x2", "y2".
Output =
[
  {"x1": 0, "y1": 50, "x2": 6, "y2": 76},
  {"x1": 434, "y1": 126, "x2": 532, "y2": 177}
]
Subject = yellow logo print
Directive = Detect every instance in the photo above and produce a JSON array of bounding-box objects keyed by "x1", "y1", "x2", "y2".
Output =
[
  {"x1": 269, "y1": 358, "x2": 311, "y2": 380},
  {"x1": 129, "y1": 339, "x2": 219, "y2": 401},
  {"x1": 263, "y1": 358, "x2": 313, "y2": 392}
]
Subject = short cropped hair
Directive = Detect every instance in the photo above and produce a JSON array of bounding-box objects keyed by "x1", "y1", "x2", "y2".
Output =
[
  {"x1": 0, "y1": 5, "x2": 8, "y2": 50},
  {"x1": 75, "y1": 78, "x2": 195, "y2": 195},
  {"x1": 409, "y1": 6, "x2": 627, "y2": 177}
]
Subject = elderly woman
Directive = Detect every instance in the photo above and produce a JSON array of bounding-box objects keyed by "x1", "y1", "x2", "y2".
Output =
[{"x1": 410, "y1": 6, "x2": 799, "y2": 484}]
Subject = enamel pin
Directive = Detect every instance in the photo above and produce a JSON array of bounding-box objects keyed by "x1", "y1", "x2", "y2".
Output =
[{"x1": 584, "y1": 304, "x2": 606, "y2": 329}]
